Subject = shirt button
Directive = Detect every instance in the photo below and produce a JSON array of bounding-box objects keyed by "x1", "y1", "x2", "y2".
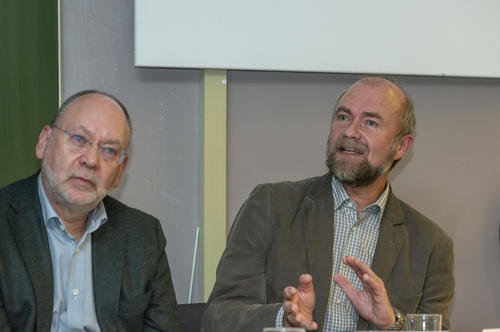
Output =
[
  {"x1": 72, "y1": 289, "x2": 79, "y2": 296},
  {"x1": 75, "y1": 248, "x2": 81, "y2": 254},
  {"x1": 59, "y1": 225, "x2": 65, "y2": 231}
]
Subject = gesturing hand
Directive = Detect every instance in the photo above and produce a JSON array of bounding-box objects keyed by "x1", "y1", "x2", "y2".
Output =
[
  {"x1": 333, "y1": 256, "x2": 395, "y2": 329},
  {"x1": 282, "y1": 274, "x2": 318, "y2": 330}
]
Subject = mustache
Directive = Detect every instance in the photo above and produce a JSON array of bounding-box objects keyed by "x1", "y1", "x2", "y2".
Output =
[{"x1": 333, "y1": 137, "x2": 368, "y2": 154}]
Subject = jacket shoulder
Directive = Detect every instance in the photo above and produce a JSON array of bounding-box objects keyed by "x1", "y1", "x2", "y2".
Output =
[
  {"x1": 0, "y1": 174, "x2": 39, "y2": 212},
  {"x1": 396, "y1": 198, "x2": 452, "y2": 246},
  {"x1": 250, "y1": 173, "x2": 331, "y2": 202},
  {"x1": 228, "y1": 173, "x2": 331, "y2": 238},
  {"x1": 102, "y1": 195, "x2": 162, "y2": 232},
  {"x1": 0, "y1": 173, "x2": 37, "y2": 196}
]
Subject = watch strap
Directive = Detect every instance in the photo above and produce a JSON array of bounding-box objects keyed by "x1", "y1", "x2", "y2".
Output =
[{"x1": 385, "y1": 307, "x2": 405, "y2": 330}]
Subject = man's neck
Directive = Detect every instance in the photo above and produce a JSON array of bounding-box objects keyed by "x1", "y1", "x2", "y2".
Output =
[
  {"x1": 52, "y1": 205, "x2": 90, "y2": 241},
  {"x1": 342, "y1": 174, "x2": 389, "y2": 214}
]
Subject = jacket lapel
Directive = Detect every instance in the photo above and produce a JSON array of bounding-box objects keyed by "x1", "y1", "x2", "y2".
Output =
[
  {"x1": 92, "y1": 203, "x2": 126, "y2": 330},
  {"x1": 303, "y1": 173, "x2": 335, "y2": 331},
  {"x1": 357, "y1": 190, "x2": 407, "y2": 330},
  {"x1": 371, "y1": 191, "x2": 406, "y2": 283},
  {"x1": 8, "y1": 174, "x2": 54, "y2": 332}
]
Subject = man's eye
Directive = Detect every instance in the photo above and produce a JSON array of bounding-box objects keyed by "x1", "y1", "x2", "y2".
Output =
[
  {"x1": 70, "y1": 134, "x2": 87, "y2": 146},
  {"x1": 367, "y1": 120, "x2": 378, "y2": 127},
  {"x1": 102, "y1": 147, "x2": 118, "y2": 157},
  {"x1": 336, "y1": 114, "x2": 348, "y2": 121}
]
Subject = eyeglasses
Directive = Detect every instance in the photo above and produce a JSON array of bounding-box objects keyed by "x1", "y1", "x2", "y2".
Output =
[{"x1": 52, "y1": 125, "x2": 127, "y2": 164}]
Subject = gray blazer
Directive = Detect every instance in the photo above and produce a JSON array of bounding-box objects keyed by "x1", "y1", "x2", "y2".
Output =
[
  {"x1": 0, "y1": 174, "x2": 181, "y2": 332},
  {"x1": 202, "y1": 173, "x2": 454, "y2": 331}
]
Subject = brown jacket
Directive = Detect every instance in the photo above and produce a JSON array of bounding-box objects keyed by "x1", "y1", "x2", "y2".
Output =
[{"x1": 202, "y1": 173, "x2": 454, "y2": 331}]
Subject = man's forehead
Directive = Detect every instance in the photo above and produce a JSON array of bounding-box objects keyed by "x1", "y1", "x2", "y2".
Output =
[
  {"x1": 58, "y1": 94, "x2": 131, "y2": 143},
  {"x1": 338, "y1": 79, "x2": 405, "y2": 111},
  {"x1": 59, "y1": 95, "x2": 126, "y2": 125},
  {"x1": 65, "y1": 93, "x2": 122, "y2": 113},
  {"x1": 347, "y1": 79, "x2": 404, "y2": 100}
]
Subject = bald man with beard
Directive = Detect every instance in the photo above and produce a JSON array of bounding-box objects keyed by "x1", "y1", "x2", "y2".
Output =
[{"x1": 201, "y1": 77, "x2": 454, "y2": 332}]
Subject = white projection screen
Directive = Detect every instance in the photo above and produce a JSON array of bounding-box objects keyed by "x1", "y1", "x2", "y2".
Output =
[{"x1": 135, "y1": 0, "x2": 500, "y2": 78}]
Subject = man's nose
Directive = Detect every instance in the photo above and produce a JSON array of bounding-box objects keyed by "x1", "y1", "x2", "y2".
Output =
[
  {"x1": 80, "y1": 144, "x2": 100, "y2": 169},
  {"x1": 343, "y1": 120, "x2": 362, "y2": 139}
]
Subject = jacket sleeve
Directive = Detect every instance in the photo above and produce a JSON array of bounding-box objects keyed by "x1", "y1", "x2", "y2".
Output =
[
  {"x1": 416, "y1": 235, "x2": 454, "y2": 331},
  {"x1": 201, "y1": 185, "x2": 283, "y2": 332},
  {"x1": 0, "y1": 295, "x2": 12, "y2": 332},
  {"x1": 144, "y1": 221, "x2": 182, "y2": 332}
]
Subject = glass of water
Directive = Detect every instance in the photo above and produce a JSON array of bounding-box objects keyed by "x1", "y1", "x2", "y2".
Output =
[{"x1": 406, "y1": 313, "x2": 442, "y2": 331}]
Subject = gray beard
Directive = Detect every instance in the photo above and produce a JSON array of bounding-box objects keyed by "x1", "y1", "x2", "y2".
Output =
[
  {"x1": 41, "y1": 161, "x2": 99, "y2": 214},
  {"x1": 326, "y1": 138, "x2": 396, "y2": 187},
  {"x1": 326, "y1": 152, "x2": 385, "y2": 187}
]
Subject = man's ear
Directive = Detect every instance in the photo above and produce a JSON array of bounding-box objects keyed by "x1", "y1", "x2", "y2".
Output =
[
  {"x1": 35, "y1": 125, "x2": 52, "y2": 160},
  {"x1": 393, "y1": 134, "x2": 414, "y2": 161}
]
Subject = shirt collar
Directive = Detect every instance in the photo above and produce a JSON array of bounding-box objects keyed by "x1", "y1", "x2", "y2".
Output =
[
  {"x1": 37, "y1": 174, "x2": 108, "y2": 232},
  {"x1": 331, "y1": 175, "x2": 390, "y2": 213},
  {"x1": 331, "y1": 175, "x2": 351, "y2": 210}
]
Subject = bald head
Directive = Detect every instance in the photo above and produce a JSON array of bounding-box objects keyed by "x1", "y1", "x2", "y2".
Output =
[
  {"x1": 337, "y1": 77, "x2": 415, "y2": 139},
  {"x1": 53, "y1": 90, "x2": 132, "y2": 138}
]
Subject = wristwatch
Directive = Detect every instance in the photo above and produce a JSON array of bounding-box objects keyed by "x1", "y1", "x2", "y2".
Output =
[{"x1": 385, "y1": 307, "x2": 405, "y2": 330}]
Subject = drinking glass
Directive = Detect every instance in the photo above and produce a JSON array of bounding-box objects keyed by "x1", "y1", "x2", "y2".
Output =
[{"x1": 406, "y1": 313, "x2": 442, "y2": 331}]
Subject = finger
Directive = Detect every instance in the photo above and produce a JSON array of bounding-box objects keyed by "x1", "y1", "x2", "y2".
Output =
[
  {"x1": 285, "y1": 312, "x2": 299, "y2": 326},
  {"x1": 283, "y1": 301, "x2": 298, "y2": 315},
  {"x1": 341, "y1": 256, "x2": 385, "y2": 296},
  {"x1": 343, "y1": 256, "x2": 372, "y2": 276},
  {"x1": 307, "y1": 321, "x2": 319, "y2": 330},
  {"x1": 343, "y1": 256, "x2": 378, "y2": 285},
  {"x1": 298, "y1": 274, "x2": 314, "y2": 293},
  {"x1": 294, "y1": 313, "x2": 318, "y2": 329},
  {"x1": 285, "y1": 312, "x2": 318, "y2": 330},
  {"x1": 283, "y1": 286, "x2": 297, "y2": 300},
  {"x1": 341, "y1": 256, "x2": 364, "y2": 282},
  {"x1": 333, "y1": 273, "x2": 359, "y2": 300},
  {"x1": 343, "y1": 256, "x2": 381, "y2": 290},
  {"x1": 361, "y1": 272, "x2": 385, "y2": 295}
]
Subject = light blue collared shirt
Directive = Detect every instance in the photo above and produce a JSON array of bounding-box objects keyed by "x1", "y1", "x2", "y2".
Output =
[{"x1": 38, "y1": 175, "x2": 107, "y2": 332}]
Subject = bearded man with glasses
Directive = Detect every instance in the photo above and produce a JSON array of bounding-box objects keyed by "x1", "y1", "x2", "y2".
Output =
[{"x1": 0, "y1": 90, "x2": 180, "y2": 331}]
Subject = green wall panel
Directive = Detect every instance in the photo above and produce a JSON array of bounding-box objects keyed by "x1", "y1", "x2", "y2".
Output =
[{"x1": 0, "y1": 0, "x2": 59, "y2": 187}]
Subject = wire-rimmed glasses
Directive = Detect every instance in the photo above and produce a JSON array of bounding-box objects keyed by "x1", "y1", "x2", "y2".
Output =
[{"x1": 52, "y1": 125, "x2": 127, "y2": 165}]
